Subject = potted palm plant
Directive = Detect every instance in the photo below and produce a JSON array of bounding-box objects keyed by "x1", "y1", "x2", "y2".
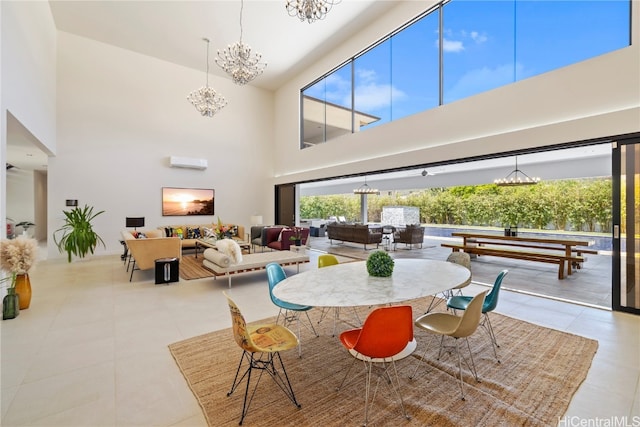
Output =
[{"x1": 54, "y1": 204, "x2": 106, "y2": 262}]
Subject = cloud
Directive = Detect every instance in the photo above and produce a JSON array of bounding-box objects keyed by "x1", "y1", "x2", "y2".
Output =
[
  {"x1": 470, "y1": 31, "x2": 488, "y2": 43},
  {"x1": 354, "y1": 82, "x2": 407, "y2": 112},
  {"x1": 445, "y1": 62, "x2": 524, "y2": 102},
  {"x1": 438, "y1": 28, "x2": 488, "y2": 53},
  {"x1": 442, "y1": 38, "x2": 465, "y2": 53},
  {"x1": 308, "y1": 68, "x2": 407, "y2": 113}
]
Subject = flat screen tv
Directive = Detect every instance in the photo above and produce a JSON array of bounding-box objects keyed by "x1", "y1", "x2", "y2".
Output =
[{"x1": 162, "y1": 187, "x2": 214, "y2": 216}]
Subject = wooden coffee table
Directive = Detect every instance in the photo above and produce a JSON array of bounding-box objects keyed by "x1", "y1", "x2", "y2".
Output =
[{"x1": 195, "y1": 238, "x2": 251, "y2": 258}]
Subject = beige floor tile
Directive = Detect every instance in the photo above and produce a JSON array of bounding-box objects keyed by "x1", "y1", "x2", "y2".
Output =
[{"x1": 1, "y1": 250, "x2": 638, "y2": 427}]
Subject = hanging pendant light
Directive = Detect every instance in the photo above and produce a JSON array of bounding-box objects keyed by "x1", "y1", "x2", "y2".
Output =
[
  {"x1": 285, "y1": 0, "x2": 340, "y2": 24},
  {"x1": 353, "y1": 176, "x2": 379, "y2": 194},
  {"x1": 494, "y1": 156, "x2": 541, "y2": 186},
  {"x1": 215, "y1": 0, "x2": 266, "y2": 86},
  {"x1": 187, "y1": 38, "x2": 227, "y2": 117}
]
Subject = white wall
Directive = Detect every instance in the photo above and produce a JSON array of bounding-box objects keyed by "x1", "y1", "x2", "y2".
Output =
[
  {"x1": 273, "y1": 1, "x2": 640, "y2": 185},
  {"x1": 1, "y1": 1, "x2": 57, "y2": 242},
  {"x1": 51, "y1": 32, "x2": 275, "y2": 258}
]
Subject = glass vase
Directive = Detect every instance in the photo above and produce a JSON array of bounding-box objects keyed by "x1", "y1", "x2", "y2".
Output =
[{"x1": 3, "y1": 288, "x2": 20, "y2": 320}]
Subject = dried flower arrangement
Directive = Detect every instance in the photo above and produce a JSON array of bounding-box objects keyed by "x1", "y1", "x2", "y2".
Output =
[{"x1": 0, "y1": 237, "x2": 38, "y2": 277}]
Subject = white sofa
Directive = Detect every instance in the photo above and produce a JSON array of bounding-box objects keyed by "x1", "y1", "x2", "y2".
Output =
[{"x1": 202, "y1": 248, "x2": 309, "y2": 288}]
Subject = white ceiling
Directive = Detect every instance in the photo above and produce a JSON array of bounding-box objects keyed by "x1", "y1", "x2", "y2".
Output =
[
  {"x1": 6, "y1": 1, "x2": 614, "y2": 188},
  {"x1": 7, "y1": 0, "x2": 398, "y2": 172},
  {"x1": 47, "y1": 0, "x2": 398, "y2": 91}
]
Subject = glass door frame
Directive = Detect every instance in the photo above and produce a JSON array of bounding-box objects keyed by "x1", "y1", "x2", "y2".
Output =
[{"x1": 612, "y1": 134, "x2": 640, "y2": 315}]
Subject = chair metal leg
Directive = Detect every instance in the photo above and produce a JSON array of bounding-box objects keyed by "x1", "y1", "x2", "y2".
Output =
[
  {"x1": 227, "y1": 350, "x2": 301, "y2": 425},
  {"x1": 481, "y1": 313, "x2": 500, "y2": 362},
  {"x1": 129, "y1": 260, "x2": 137, "y2": 282},
  {"x1": 361, "y1": 359, "x2": 410, "y2": 426}
]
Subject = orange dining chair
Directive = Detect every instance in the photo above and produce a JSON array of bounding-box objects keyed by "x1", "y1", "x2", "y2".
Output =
[
  {"x1": 337, "y1": 305, "x2": 414, "y2": 426},
  {"x1": 316, "y1": 254, "x2": 361, "y2": 336},
  {"x1": 411, "y1": 290, "x2": 487, "y2": 400},
  {"x1": 223, "y1": 292, "x2": 301, "y2": 425}
]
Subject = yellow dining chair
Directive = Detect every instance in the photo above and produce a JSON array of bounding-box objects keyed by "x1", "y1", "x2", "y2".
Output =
[
  {"x1": 411, "y1": 290, "x2": 487, "y2": 400},
  {"x1": 317, "y1": 254, "x2": 361, "y2": 336},
  {"x1": 223, "y1": 292, "x2": 301, "y2": 425}
]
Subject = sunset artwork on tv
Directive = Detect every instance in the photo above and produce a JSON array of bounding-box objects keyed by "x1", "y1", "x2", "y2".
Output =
[{"x1": 162, "y1": 187, "x2": 214, "y2": 216}]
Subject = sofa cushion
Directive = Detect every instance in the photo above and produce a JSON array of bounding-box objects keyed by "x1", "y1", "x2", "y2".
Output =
[
  {"x1": 146, "y1": 229, "x2": 163, "y2": 238},
  {"x1": 203, "y1": 248, "x2": 231, "y2": 268},
  {"x1": 216, "y1": 239, "x2": 243, "y2": 264}
]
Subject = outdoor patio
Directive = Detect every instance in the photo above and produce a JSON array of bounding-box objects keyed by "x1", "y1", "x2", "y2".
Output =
[{"x1": 307, "y1": 233, "x2": 612, "y2": 309}]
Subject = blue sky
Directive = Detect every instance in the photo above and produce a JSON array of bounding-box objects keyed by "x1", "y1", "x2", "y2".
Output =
[{"x1": 304, "y1": 0, "x2": 630, "y2": 130}]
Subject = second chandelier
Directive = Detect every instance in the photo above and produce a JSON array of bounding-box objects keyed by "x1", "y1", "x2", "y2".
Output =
[{"x1": 216, "y1": 0, "x2": 266, "y2": 85}]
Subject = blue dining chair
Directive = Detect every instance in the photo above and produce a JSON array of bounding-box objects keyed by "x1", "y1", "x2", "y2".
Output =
[
  {"x1": 266, "y1": 262, "x2": 318, "y2": 356},
  {"x1": 446, "y1": 269, "x2": 508, "y2": 362}
]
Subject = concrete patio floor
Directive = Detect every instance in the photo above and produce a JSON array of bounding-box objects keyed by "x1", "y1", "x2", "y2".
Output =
[{"x1": 307, "y1": 234, "x2": 613, "y2": 309}]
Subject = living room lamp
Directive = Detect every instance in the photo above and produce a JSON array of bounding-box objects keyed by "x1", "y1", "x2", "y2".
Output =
[
  {"x1": 187, "y1": 38, "x2": 227, "y2": 117},
  {"x1": 494, "y1": 156, "x2": 541, "y2": 187},
  {"x1": 126, "y1": 217, "x2": 145, "y2": 231}
]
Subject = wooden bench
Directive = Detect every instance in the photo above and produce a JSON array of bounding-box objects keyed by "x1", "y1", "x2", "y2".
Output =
[
  {"x1": 441, "y1": 243, "x2": 584, "y2": 280},
  {"x1": 465, "y1": 240, "x2": 598, "y2": 257}
]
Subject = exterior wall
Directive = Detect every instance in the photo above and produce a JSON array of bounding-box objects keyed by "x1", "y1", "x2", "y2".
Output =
[{"x1": 273, "y1": 1, "x2": 640, "y2": 185}]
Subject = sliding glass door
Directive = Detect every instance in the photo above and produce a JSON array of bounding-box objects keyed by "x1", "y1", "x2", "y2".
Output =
[{"x1": 613, "y1": 139, "x2": 640, "y2": 314}]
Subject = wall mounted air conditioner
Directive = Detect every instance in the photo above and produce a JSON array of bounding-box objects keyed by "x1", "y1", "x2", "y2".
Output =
[{"x1": 169, "y1": 156, "x2": 208, "y2": 170}]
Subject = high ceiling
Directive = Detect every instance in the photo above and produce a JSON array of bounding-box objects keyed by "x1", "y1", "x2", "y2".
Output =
[
  {"x1": 7, "y1": 0, "x2": 400, "y2": 172},
  {"x1": 6, "y1": 1, "x2": 614, "y2": 188},
  {"x1": 47, "y1": 0, "x2": 398, "y2": 91}
]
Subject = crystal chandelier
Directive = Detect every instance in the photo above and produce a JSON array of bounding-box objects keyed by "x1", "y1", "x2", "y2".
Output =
[
  {"x1": 187, "y1": 38, "x2": 227, "y2": 117},
  {"x1": 494, "y1": 156, "x2": 541, "y2": 187},
  {"x1": 215, "y1": 0, "x2": 266, "y2": 86},
  {"x1": 286, "y1": 0, "x2": 340, "y2": 24}
]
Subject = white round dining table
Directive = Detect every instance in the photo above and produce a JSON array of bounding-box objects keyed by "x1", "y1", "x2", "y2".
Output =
[{"x1": 272, "y1": 258, "x2": 471, "y2": 307}]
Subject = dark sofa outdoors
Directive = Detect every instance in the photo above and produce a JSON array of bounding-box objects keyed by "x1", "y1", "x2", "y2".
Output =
[
  {"x1": 326, "y1": 222, "x2": 383, "y2": 249},
  {"x1": 393, "y1": 224, "x2": 425, "y2": 250}
]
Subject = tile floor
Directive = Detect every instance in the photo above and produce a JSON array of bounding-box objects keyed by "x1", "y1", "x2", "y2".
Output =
[{"x1": 1, "y1": 248, "x2": 639, "y2": 426}]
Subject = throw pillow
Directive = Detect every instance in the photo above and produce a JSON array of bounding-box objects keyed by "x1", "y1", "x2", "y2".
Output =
[
  {"x1": 193, "y1": 228, "x2": 202, "y2": 238},
  {"x1": 216, "y1": 239, "x2": 243, "y2": 264},
  {"x1": 278, "y1": 227, "x2": 291, "y2": 241},
  {"x1": 202, "y1": 227, "x2": 213, "y2": 238}
]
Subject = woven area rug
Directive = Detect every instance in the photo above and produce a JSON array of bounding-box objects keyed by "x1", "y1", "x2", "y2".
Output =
[{"x1": 168, "y1": 298, "x2": 598, "y2": 426}]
